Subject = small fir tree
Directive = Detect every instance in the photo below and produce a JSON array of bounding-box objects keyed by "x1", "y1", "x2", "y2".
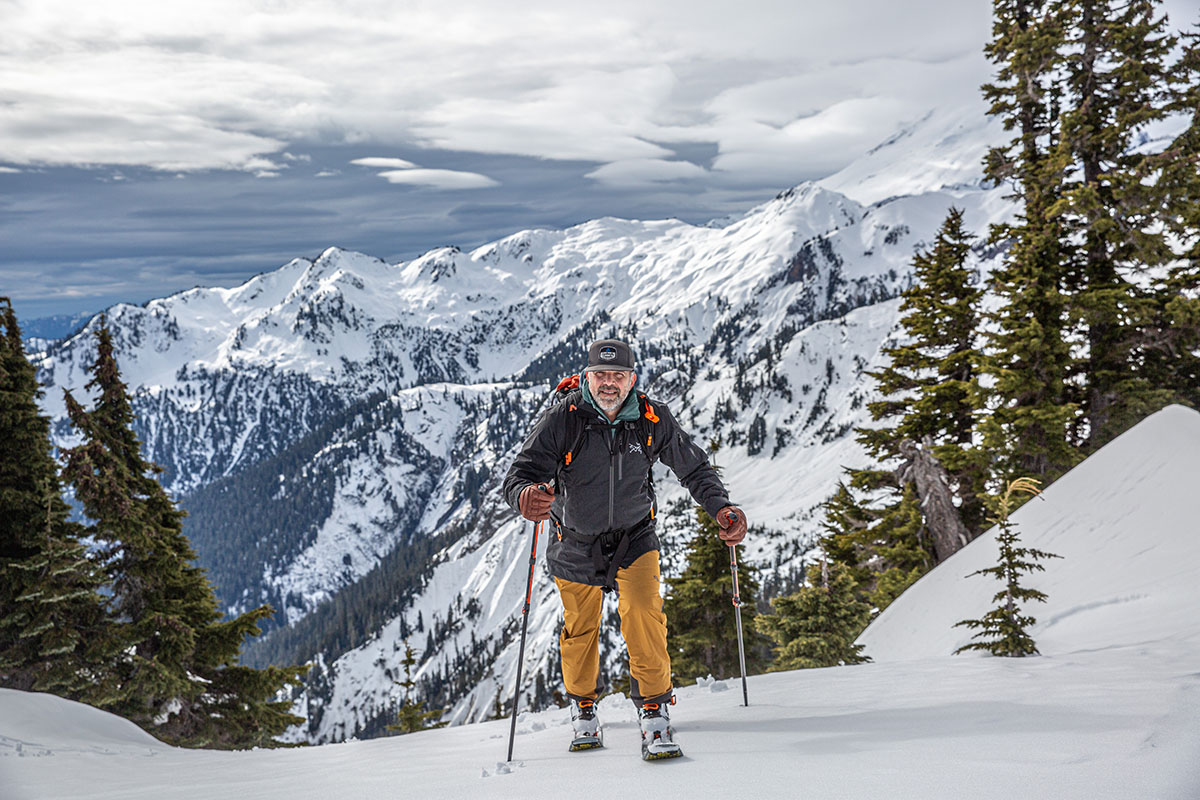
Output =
[
  {"x1": 663, "y1": 507, "x2": 763, "y2": 684},
  {"x1": 756, "y1": 560, "x2": 872, "y2": 670},
  {"x1": 386, "y1": 641, "x2": 445, "y2": 734},
  {"x1": 954, "y1": 478, "x2": 1061, "y2": 657}
]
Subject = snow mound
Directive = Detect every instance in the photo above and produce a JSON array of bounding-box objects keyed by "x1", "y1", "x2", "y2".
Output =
[
  {"x1": 860, "y1": 403, "x2": 1200, "y2": 660},
  {"x1": 0, "y1": 689, "x2": 165, "y2": 759}
]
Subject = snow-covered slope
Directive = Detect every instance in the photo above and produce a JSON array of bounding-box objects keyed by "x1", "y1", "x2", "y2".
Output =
[
  {"x1": 860, "y1": 404, "x2": 1200, "y2": 661},
  {"x1": 819, "y1": 105, "x2": 1005, "y2": 205},
  {"x1": 4, "y1": 405, "x2": 1198, "y2": 799}
]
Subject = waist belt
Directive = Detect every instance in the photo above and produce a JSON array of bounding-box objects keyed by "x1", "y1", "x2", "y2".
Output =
[{"x1": 557, "y1": 518, "x2": 652, "y2": 593}]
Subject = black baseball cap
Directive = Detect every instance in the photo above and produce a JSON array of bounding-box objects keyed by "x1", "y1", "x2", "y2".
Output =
[{"x1": 584, "y1": 339, "x2": 635, "y2": 372}]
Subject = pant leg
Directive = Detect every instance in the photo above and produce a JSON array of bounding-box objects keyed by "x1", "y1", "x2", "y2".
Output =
[
  {"x1": 615, "y1": 550, "x2": 672, "y2": 702},
  {"x1": 555, "y1": 576, "x2": 603, "y2": 700}
]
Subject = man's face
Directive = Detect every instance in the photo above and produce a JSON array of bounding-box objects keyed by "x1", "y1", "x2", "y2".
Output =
[{"x1": 586, "y1": 369, "x2": 637, "y2": 413}]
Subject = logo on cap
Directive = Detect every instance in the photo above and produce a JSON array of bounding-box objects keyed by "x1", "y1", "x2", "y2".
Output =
[{"x1": 600, "y1": 346, "x2": 617, "y2": 361}]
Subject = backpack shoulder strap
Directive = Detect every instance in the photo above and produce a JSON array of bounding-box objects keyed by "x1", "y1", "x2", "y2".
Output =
[
  {"x1": 557, "y1": 388, "x2": 589, "y2": 469},
  {"x1": 636, "y1": 393, "x2": 662, "y2": 519}
]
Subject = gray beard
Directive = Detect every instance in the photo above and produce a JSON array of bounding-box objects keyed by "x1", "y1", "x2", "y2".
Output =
[{"x1": 595, "y1": 388, "x2": 625, "y2": 412}]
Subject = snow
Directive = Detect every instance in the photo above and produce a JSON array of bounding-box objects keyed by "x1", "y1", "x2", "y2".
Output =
[
  {"x1": 861, "y1": 404, "x2": 1200, "y2": 662},
  {"x1": 4, "y1": 405, "x2": 1199, "y2": 799},
  {"x1": 819, "y1": 105, "x2": 1006, "y2": 206}
]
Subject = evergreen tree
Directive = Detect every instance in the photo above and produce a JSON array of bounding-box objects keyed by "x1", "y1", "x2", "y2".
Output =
[
  {"x1": 861, "y1": 207, "x2": 988, "y2": 536},
  {"x1": 0, "y1": 299, "x2": 117, "y2": 701},
  {"x1": 663, "y1": 507, "x2": 763, "y2": 684},
  {"x1": 1139, "y1": 20, "x2": 1200, "y2": 413},
  {"x1": 386, "y1": 641, "x2": 445, "y2": 734},
  {"x1": 980, "y1": 0, "x2": 1195, "y2": 467},
  {"x1": 821, "y1": 209, "x2": 983, "y2": 613},
  {"x1": 954, "y1": 478, "x2": 1061, "y2": 657},
  {"x1": 979, "y1": 0, "x2": 1080, "y2": 486},
  {"x1": 756, "y1": 560, "x2": 872, "y2": 670},
  {"x1": 1052, "y1": 0, "x2": 1182, "y2": 450},
  {"x1": 60, "y1": 319, "x2": 305, "y2": 747},
  {"x1": 820, "y1": 478, "x2": 933, "y2": 612},
  {"x1": 859, "y1": 484, "x2": 931, "y2": 611},
  {"x1": 817, "y1": 481, "x2": 875, "y2": 589}
]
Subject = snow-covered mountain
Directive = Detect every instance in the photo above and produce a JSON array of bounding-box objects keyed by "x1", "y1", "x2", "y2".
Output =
[
  {"x1": 5, "y1": 405, "x2": 1197, "y2": 799},
  {"x1": 31, "y1": 109, "x2": 1016, "y2": 741}
]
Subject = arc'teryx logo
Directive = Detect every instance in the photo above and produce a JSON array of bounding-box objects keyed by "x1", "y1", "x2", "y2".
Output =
[
  {"x1": 628, "y1": 442, "x2": 643, "y2": 455},
  {"x1": 600, "y1": 346, "x2": 617, "y2": 361}
]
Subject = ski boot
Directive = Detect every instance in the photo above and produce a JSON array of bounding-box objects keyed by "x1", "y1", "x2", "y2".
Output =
[
  {"x1": 568, "y1": 698, "x2": 603, "y2": 752},
  {"x1": 638, "y1": 700, "x2": 682, "y2": 761}
]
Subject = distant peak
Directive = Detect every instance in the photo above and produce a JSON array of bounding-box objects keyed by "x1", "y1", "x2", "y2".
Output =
[
  {"x1": 319, "y1": 246, "x2": 346, "y2": 259},
  {"x1": 743, "y1": 182, "x2": 865, "y2": 232},
  {"x1": 414, "y1": 246, "x2": 461, "y2": 283}
]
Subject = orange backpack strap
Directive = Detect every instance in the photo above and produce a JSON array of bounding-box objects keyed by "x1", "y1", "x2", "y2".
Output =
[{"x1": 638, "y1": 394, "x2": 659, "y2": 445}]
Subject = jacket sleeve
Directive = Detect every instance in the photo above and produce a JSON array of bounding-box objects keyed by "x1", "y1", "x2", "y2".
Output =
[
  {"x1": 651, "y1": 400, "x2": 731, "y2": 520},
  {"x1": 502, "y1": 401, "x2": 566, "y2": 514}
]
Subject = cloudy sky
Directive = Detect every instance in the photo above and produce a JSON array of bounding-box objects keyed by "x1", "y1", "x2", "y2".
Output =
[{"x1": 1, "y1": 0, "x2": 1192, "y2": 320}]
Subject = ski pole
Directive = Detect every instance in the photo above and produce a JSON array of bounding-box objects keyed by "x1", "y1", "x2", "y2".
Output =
[
  {"x1": 507, "y1": 491, "x2": 548, "y2": 762},
  {"x1": 726, "y1": 511, "x2": 749, "y2": 707}
]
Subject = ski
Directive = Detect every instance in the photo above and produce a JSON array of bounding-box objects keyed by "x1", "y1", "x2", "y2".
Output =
[
  {"x1": 568, "y1": 697, "x2": 602, "y2": 752},
  {"x1": 568, "y1": 728, "x2": 604, "y2": 752},
  {"x1": 641, "y1": 728, "x2": 682, "y2": 761},
  {"x1": 637, "y1": 700, "x2": 682, "y2": 760}
]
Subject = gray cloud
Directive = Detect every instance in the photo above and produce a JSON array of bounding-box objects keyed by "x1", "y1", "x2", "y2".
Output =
[
  {"x1": 0, "y1": 0, "x2": 999, "y2": 177},
  {"x1": 4, "y1": 0, "x2": 1195, "y2": 321}
]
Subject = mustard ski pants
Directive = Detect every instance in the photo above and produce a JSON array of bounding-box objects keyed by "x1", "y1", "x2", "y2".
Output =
[{"x1": 554, "y1": 549, "x2": 672, "y2": 702}]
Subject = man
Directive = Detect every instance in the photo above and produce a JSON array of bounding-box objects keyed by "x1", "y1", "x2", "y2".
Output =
[{"x1": 503, "y1": 338, "x2": 747, "y2": 759}]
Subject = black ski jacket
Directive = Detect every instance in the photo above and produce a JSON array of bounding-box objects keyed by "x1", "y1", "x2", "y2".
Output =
[{"x1": 502, "y1": 388, "x2": 731, "y2": 585}]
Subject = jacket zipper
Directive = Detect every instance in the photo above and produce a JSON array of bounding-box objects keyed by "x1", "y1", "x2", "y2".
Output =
[
  {"x1": 607, "y1": 427, "x2": 616, "y2": 530},
  {"x1": 617, "y1": 424, "x2": 625, "y2": 482}
]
